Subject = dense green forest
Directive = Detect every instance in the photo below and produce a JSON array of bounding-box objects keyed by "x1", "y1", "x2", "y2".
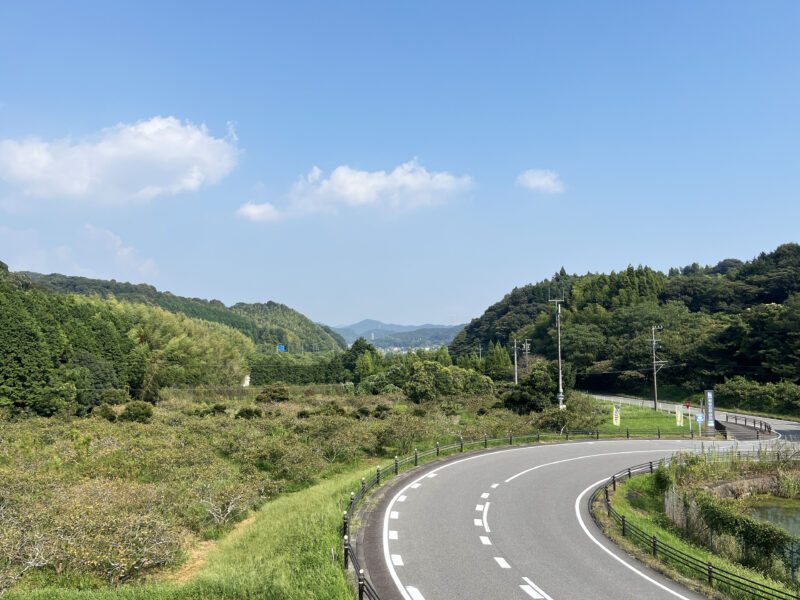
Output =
[
  {"x1": 450, "y1": 243, "x2": 800, "y2": 404},
  {"x1": 368, "y1": 324, "x2": 464, "y2": 350},
  {"x1": 1, "y1": 264, "x2": 253, "y2": 415},
  {"x1": 25, "y1": 272, "x2": 345, "y2": 352}
]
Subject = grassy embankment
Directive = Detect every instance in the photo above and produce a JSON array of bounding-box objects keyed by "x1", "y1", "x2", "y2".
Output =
[{"x1": 596, "y1": 470, "x2": 800, "y2": 600}]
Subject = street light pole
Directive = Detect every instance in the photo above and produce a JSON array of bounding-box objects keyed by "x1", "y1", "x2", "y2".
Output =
[
  {"x1": 550, "y1": 296, "x2": 565, "y2": 410},
  {"x1": 651, "y1": 325, "x2": 667, "y2": 411}
]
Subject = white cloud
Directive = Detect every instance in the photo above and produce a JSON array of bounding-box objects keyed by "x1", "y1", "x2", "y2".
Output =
[
  {"x1": 237, "y1": 159, "x2": 472, "y2": 222},
  {"x1": 0, "y1": 224, "x2": 158, "y2": 280},
  {"x1": 0, "y1": 116, "x2": 238, "y2": 204},
  {"x1": 516, "y1": 169, "x2": 565, "y2": 194}
]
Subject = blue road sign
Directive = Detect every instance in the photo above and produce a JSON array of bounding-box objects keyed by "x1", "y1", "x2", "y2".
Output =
[
  {"x1": 696, "y1": 413, "x2": 704, "y2": 424},
  {"x1": 277, "y1": 345, "x2": 285, "y2": 351}
]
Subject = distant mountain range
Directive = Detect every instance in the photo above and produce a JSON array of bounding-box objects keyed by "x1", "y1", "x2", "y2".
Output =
[{"x1": 332, "y1": 319, "x2": 464, "y2": 349}]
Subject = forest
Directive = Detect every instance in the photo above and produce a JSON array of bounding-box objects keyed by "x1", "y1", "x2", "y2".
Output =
[{"x1": 449, "y1": 243, "x2": 800, "y2": 412}]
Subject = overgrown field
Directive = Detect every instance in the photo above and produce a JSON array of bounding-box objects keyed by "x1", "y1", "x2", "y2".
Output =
[{"x1": 0, "y1": 387, "x2": 690, "y2": 595}]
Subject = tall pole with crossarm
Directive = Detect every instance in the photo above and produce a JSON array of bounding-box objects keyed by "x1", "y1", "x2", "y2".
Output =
[{"x1": 550, "y1": 294, "x2": 565, "y2": 410}]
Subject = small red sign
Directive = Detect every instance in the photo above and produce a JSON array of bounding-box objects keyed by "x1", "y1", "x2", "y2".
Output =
[{"x1": 684, "y1": 401, "x2": 690, "y2": 409}]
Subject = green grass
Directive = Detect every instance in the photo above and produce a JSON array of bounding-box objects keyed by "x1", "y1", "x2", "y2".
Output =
[
  {"x1": 593, "y1": 399, "x2": 702, "y2": 437},
  {"x1": 5, "y1": 467, "x2": 369, "y2": 600},
  {"x1": 602, "y1": 476, "x2": 800, "y2": 600}
]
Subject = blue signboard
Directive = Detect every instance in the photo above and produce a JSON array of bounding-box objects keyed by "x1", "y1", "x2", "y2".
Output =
[
  {"x1": 277, "y1": 345, "x2": 285, "y2": 351},
  {"x1": 696, "y1": 413, "x2": 704, "y2": 424},
  {"x1": 706, "y1": 390, "x2": 715, "y2": 427}
]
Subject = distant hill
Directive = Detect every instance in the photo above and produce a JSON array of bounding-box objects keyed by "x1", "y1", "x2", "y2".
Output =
[
  {"x1": 449, "y1": 243, "x2": 800, "y2": 393},
  {"x1": 370, "y1": 325, "x2": 464, "y2": 350},
  {"x1": 25, "y1": 272, "x2": 345, "y2": 352},
  {"x1": 333, "y1": 319, "x2": 455, "y2": 344}
]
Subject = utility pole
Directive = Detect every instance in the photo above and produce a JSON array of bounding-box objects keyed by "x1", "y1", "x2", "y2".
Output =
[
  {"x1": 513, "y1": 339, "x2": 519, "y2": 384},
  {"x1": 651, "y1": 325, "x2": 667, "y2": 411},
  {"x1": 550, "y1": 293, "x2": 565, "y2": 410},
  {"x1": 478, "y1": 344, "x2": 482, "y2": 360}
]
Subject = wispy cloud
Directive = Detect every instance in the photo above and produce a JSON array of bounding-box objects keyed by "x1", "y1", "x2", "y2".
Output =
[
  {"x1": 516, "y1": 169, "x2": 565, "y2": 194},
  {"x1": 237, "y1": 159, "x2": 472, "y2": 222},
  {"x1": 0, "y1": 116, "x2": 238, "y2": 205},
  {"x1": 0, "y1": 224, "x2": 157, "y2": 280}
]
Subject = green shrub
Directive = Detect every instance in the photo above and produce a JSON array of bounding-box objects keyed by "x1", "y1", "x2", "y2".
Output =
[
  {"x1": 118, "y1": 400, "x2": 153, "y2": 423},
  {"x1": 235, "y1": 407, "x2": 262, "y2": 419},
  {"x1": 653, "y1": 463, "x2": 672, "y2": 493},
  {"x1": 94, "y1": 403, "x2": 117, "y2": 422},
  {"x1": 100, "y1": 388, "x2": 130, "y2": 405},
  {"x1": 256, "y1": 382, "x2": 291, "y2": 403}
]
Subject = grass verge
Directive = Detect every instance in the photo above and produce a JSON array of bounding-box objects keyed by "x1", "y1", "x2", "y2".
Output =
[
  {"x1": 593, "y1": 474, "x2": 800, "y2": 600},
  {"x1": 5, "y1": 467, "x2": 371, "y2": 600}
]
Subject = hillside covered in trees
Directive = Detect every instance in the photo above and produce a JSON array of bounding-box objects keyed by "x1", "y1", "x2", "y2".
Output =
[
  {"x1": 25, "y1": 271, "x2": 345, "y2": 352},
  {"x1": 450, "y1": 243, "x2": 800, "y2": 399},
  {"x1": 1, "y1": 263, "x2": 253, "y2": 415}
]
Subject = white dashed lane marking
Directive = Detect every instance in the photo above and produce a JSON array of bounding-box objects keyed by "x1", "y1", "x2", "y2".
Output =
[
  {"x1": 490, "y1": 483, "x2": 499, "y2": 488},
  {"x1": 406, "y1": 586, "x2": 426, "y2": 600},
  {"x1": 410, "y1": 483, "x2": 421, "y2": 489},
  {"x1": 494, "y1": 556, "x2": 511, "y2": 569},
  {"x1": 479, "y1": 535, "x2": 492, "y2": 545},
  {"x1": 391, "y1": 554, "x2": 404, "y2": 566},
  {"x1": 390, "y1": 511, "x2": 399, "y2": 519},
  {"x1": 475, "y1": 504, "x2": 484, "y2": 511},
  {"x1": 481, "y1": 492, "x2": 490, "y2": 499},
  {"x1": 473, "y1": 518, "x2": 483, "y2": 526},
  {"x1": 389, "y1": 530, "x2": 398, "y2": 540},
  {"x1": 398, "y1": 495, "x2": 407, "y2": 502},
  {"x1": 522, "y1": 577, "x2": 553, "y2": 600}
]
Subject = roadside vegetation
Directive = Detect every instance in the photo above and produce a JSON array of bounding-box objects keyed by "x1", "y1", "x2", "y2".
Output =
[{"x1": 596, "y1": 446, "x2": 800, "y2": 599}]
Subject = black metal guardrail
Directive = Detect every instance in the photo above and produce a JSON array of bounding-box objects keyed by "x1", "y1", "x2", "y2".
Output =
[
  {"x1": 722, "y1": 413, "x2": 774, "y2": 436},
  {"x1": 589, "y1": 451, "x2": 800, "y2": 600},
  {"x1": 339, "y1": 426, "x2": 729, "y2": 599}
]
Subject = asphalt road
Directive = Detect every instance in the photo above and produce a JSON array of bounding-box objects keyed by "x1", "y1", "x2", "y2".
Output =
[
  {"x1": 364, "y1": 437, "x2": 762, "y2": 600},
  {"x1": 592, "y1": 393, "x2": 800, "y2": 439}
]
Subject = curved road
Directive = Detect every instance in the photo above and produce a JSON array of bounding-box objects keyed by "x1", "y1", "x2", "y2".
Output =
[{"x1": 364, "y1": 438, "x2": 762, "y2": 600}]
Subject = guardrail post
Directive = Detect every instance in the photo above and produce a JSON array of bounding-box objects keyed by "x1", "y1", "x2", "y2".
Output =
[
  {"x1": 436, "y1": 441, "x2": 440, "y2": 457},
  {"x1": 361, "y1": 477, "x2": 366, "y2": 493},
  {"x1": 509, "y1": 431, "x2": 513, "y2": 445},
  {"x1": 726, "y1": 414, "x2": 729, "y2": 422},
  {"x1": 376, "y1": 465, "x2": 381, "y2": 485},
  {"x1": 395, "y1": 456, "x2": 399, "y2": 475},
  {"x1": 460, "y1": 437, "x2": 464, "y2": 452},
  {"x1": 649, "y1": 461, "x2": 653, "y2": 473},
  {"x1": 344, "y1": 535, "x2": 350, "y2": 569},
  {"x1": 652, "y1": 535, "x2": 657, "y2": 557},
  {"x1": 626, "y1": 427, "x2": 630, "y2": 439},
  {"x1": 612, "y1": 474, "x2": 616, "y2": 491},
  {"x1": 484, "y1": 434, "x2": 488, "y2": 449},
  {"x1": 707, "y1": 562, "x2": 713, "y2": 587},
  {"x1": 621, "y1": 515, "x2": 626, "y2": 537},
  {"x1": 566, "y1": 429, "x2": 569, "y2": 441},
  {"x1": 757, "y1": 429, "x2": 760, "y2": 441},
  {"x1": 691, "y1": 429, "x2": 694, "y2": 440},
  {"x1": 342, "y1": 511, "x2": 348, "y2": 536},
  {"x1": 414, "y1": 449, "x2": 418, "y2": 466},
  {"x1": 350, "y1": 491, "x2": 355, "y2": 512},
  {"x1": 627, "y1": 468, "x2": 632, "y2": 479},
  {"x1": 596, "y1": 429, "x2": 599, "y2": 440},
  {"x1": 537, "y1": 429, "x2": 540, "y2": 443},
  {"x1": 658, "y1": 427, "x2": 661, "y2": 439},
  {"x1": 358, "y1": 569, "x2": 365, "y2": 600}
]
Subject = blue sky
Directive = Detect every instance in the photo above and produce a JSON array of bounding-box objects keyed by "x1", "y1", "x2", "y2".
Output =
[{"x1": 0, "y1": 2, "x2": 798, "y2": 326}]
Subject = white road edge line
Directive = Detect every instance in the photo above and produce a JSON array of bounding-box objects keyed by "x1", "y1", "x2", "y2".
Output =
[
  {"x1": 575, "y1": 478, "x2": 694, "y2": 600},
  {"x1": 382, "y1": 445, "x2": 549, "y2": 600},
  {"x1": 482, "y1": 501, "x2": 491, "y2": 533},
  {"x1": 494, "y1": 556, "x2": 511, "y2": 568},
  {"x1": 479, "y1": 535, "x2": 492, "y2": 545},
  {"x1": 522, "y1": 577, "x2": 553, "y2": 600}
]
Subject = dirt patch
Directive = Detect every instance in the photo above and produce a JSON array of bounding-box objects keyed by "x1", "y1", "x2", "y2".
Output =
[
  {"x1": 704, "y1": 476, "x2": 777, "y2": 499},
  {"x1": 164, "y1": 512, "x2": 258, "y2": 583}
]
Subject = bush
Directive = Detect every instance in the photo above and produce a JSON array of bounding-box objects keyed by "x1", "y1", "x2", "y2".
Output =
[
  {"x1": 235, "y1": 407, "x2": 262, "y2": 419},
  {"x1": 100, "y1": 388, "x2": 130, "y2": 405},
  {"x1": 653, "y1": 463, "x2": 672, "y2": 493},
  {"x1": 256, "y1": 382, "x2": 291, "y2": 403},
  {"x1": 94, "y1": 403, "x2": 117, "y2": 422},
  {"x1": 118, "y1": 400, "x2": 154, "y2": 423}
]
